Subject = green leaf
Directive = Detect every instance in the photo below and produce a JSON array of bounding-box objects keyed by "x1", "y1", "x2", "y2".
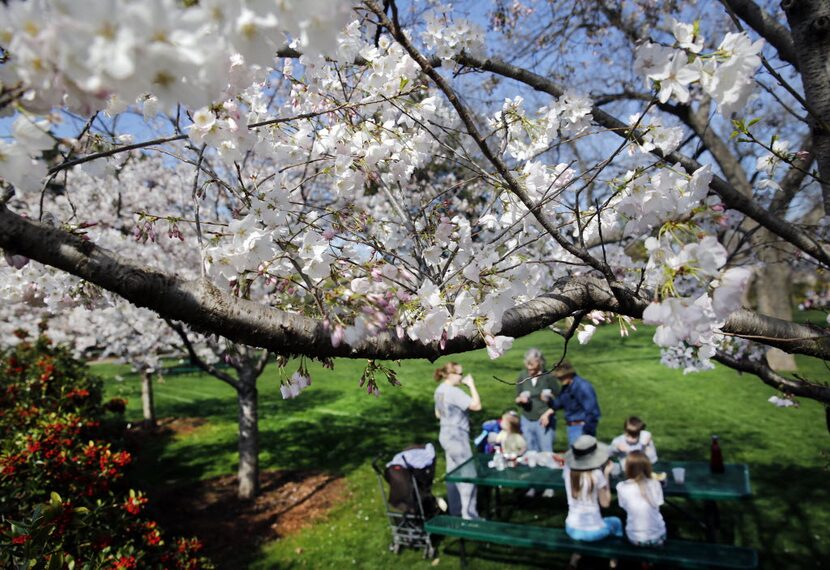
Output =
[{"x1": 49, "y1": 492, "x2": 62, "y2": 505}]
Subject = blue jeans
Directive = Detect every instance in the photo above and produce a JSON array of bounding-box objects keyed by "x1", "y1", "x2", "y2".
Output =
[
  {"x1": 520, "y1": 415, "x2": 555, "y2": 452},
  {"x1": 566, "y1": 424, "x2": 585, "y2": 446},
  {"x1": 566, "y1": 517, "x2": 623, "y2": 541}
]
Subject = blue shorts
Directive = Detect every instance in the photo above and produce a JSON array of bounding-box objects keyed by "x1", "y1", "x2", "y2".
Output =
[{"x1": 566, "y1": 517, "x2": 624, "y2": 541}]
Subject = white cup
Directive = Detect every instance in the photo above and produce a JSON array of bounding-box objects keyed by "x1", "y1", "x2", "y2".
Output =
[
  {"x1": 520, "y1": 390, "x2": 531, "y2": 402},
  {"x1": 672, "y1": 467, "x2": 686, "y2": 484},
  {"x1": 541, "y1": 388, "x2": 552, "y2": 399}
]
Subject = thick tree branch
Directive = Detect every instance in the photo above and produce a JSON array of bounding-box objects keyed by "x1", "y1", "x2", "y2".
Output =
[
  {"x1": 720, "y1": 309, "x2": 830, "y2": 360},
  {"x1": 2, "y1": 203, "x2": 828, "y2": 364},
  {"x1": 784, "y1": 0, "x2": 830, "y2": 214}
]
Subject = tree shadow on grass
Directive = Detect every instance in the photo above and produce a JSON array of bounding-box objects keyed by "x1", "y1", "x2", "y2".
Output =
[
  {"x1": 126, "y1": 389, "x2": 437, "y2": 568},
  {"x1": 738, "y1": 463, "x2": 830, "y2": 568},
  {"x1": 257, "y1": 392, "x2": 438, "y2": 474}
]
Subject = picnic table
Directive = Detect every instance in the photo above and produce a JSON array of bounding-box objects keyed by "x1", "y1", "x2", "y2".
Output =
[{"x1": 445, "y1": 453, "x2": 751, "y2": 541}]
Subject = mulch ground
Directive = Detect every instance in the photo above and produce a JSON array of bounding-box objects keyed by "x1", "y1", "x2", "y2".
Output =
[{"x1": 137, "y1": 419, "x2": 349, "y2": 568}]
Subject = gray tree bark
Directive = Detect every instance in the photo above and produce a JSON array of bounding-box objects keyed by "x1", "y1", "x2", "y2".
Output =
[
  {"x1": 754, "y1": 231, "x2": 798, "y2": 371},
  {"x1": 236, "y1": 369, "x2": 259, "y2": 501},
  {"x1": 2, "y1": 204, "x2": 828, "y2": 362},
  {"x1": 784, "y1": 0, "x2": 830, "y2": 214},
  {"x1": 140, "y1": 369, "x2": 156, "y2": 429}
]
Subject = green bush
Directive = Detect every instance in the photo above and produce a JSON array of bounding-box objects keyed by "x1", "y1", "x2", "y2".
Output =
[{"x1": 0, "y1": 329, "x2": 212, "y2": 570}]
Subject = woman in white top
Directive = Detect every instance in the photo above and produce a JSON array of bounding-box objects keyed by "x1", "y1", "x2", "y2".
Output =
[
  {"x1": 615, "y1": 450, "x2": 667, "y2": 546},
  {"x1": 563, "y1": 435, "x2": 623, "y2": 569},
  {"x1": 434, "y1": 362, "x2": 481, "y2": 520}
]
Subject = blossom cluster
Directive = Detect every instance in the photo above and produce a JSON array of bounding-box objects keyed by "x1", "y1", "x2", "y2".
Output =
[{"x1": 635, "y1": 21, "x2": 764, "y2": 115}]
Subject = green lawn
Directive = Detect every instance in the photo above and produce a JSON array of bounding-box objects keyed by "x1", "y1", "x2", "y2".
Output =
[{"x1": 98, "y1": 326, "x2": 829, "y2": 569}]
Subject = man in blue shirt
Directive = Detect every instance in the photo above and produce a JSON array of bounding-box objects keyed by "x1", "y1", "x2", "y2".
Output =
[{"x1": 543, "y1": 360, "x2": 601, "y2": 445}]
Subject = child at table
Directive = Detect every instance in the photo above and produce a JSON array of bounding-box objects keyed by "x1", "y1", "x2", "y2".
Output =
[
  {"x1": 495, "y1": 410, "x2": 527, "y2": 456},
  {"x1": 563, "y1": 435, "x2": 623, "y2": 569},
  {"x1": 616, "y1": 450, "x2": 666, "y2": 546},
  {"x1": 610, "y1": 416, "x2": 658, "y2": 464}
]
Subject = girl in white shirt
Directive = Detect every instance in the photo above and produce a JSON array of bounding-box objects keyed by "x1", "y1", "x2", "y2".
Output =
[
  {"x1": 563, "y1": 435, "x2": 623, "y2": 569},
  {"x1": 616, "y1": 450, "x2": 667, "y2": 546}
]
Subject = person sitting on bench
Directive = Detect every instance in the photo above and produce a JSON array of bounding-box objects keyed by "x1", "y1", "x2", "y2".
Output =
[
  {"x1": 563, "y1": 435, "x2": 622, "y2": 569},
  {"x1": 616, "y1": 450, "x2": 666, "y2": 547}
]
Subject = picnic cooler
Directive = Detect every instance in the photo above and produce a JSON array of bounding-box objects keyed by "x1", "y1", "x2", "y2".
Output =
[{"x1": 371, "y1": 444, "x2": 438, "y2": 558}]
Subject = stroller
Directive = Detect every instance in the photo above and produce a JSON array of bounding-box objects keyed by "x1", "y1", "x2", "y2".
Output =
[{"x1": 372, "y1": 443, "x2": 439, "y2": 558}]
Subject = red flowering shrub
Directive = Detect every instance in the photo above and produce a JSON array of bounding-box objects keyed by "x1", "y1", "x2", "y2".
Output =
[{"x1": 0, "y1": 331, "x2": 213, "y2": 569}]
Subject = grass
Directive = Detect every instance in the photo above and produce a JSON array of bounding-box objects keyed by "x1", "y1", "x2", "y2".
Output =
[{"x1": 98, "y1": 325, "x2": 830, "y2": 569}]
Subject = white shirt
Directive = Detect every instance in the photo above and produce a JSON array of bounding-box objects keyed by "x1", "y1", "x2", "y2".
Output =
[
  {"x1": 616, "y1": 478, "x2": 666, "y2": 544},
  {"x1": 610, "y1": 430, "x2": 658, "y2": 463},
  {"x1": 563, "y1": 467, "x2": 607, "y2": 531},
  {"x1": 434, "y1": 383, "x2": 472, "y2": 433}
]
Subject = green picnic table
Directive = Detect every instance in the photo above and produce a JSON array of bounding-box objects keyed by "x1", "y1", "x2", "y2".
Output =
[{"x1": 445, "y1": 454, "x2": 752, "y2": 541}]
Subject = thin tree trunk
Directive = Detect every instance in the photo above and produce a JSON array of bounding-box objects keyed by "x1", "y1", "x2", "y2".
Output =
[
  {"x1": 755, "y1": 229, "x2": 798, "y2": 371},
  {"x1": 140, "y1": 369, "x2": 157, "y2": 429},
  {"x1": 236, "y1": 370, "x2": 259, "y2": 500}
]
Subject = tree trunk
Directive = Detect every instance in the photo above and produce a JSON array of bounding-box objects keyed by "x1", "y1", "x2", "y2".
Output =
[
  {"x1": 755, "y1": 229, "x2": 798, "y2": 371},
  {"x1": 140, "y1": 369, "x2": 157, "y2": 429},
  {"x1": 784, "y1": 0, "x2": 830, "y2": 214},
  {"x1": 236, "y1": 370, "x2": 260, "y2": 500}
]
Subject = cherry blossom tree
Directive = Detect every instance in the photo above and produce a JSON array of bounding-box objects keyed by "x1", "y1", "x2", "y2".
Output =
[
  {"x1": 1, "y1": 0, "x2": 829, "y2": 425},
  {"x1": 0, "y1": 151, "x2": 292, "y2": 499}
]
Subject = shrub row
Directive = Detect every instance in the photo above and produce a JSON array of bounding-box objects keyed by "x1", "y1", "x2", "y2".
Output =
[{"x1": 0, "y1": 329, "x2": 212, "y2": 569}]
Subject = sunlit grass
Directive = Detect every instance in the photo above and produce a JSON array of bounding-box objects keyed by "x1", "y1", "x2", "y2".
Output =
[{"x1": 98, "y1": 325, "x2": 829, "y2": 569}]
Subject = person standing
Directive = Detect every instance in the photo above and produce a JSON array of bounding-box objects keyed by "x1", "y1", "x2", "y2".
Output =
[
  {"x1": 515, "y1": 348, "x2": 560, "y2": 454},
  {"x1": 515, "y1": 349, "x2": 559, "y2": 498},
  {"x1": 544, "y1": 360, "x2": 601, "y2": 445},
  {"x1": 434, "y1": 362, "x2": 481, "y2": 519}
]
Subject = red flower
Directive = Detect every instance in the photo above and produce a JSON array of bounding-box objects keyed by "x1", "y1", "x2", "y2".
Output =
[
  {"x1": 111, "y1": 555, "x2": 137, "y2": 569},
  {"x1": 11, "y1": 534, "x2": 30, "y2": 545},
  {"x1": 64, "y1": 388, "x2": 90, "y2": 400},
  {"x1": 123, "y1": 495, "x2": 148, "y2": 515}
]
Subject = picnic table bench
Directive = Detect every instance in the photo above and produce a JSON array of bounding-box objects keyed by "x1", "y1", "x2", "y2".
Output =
[
  {"x1": 447, "y1": 454, "x2": 752, "y2": 541},
  {"x1": 425, "y1": 515, "x2": 759, "y2": 569}
]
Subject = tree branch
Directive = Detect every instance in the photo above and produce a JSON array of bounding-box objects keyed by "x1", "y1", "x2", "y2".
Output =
[
  {"x1": 714, "y1": 350, "x2": 830, "y2": 403},
  {"x1": 449, "y1": 52, "x2": 830, "y2": 267},
  {"x1": 166, "y1": 320, "x2": 239, "y2": 388},
  {"x1": 720, "y1": 0, "x2": 799, "y2": 70},
  {"x1": 784, "y1": 0, "x2": 830, "y2": 215},
  {"x1": 3, "y1": 203, "x2": 828, "y2": 363},
  {"x1": 364, "y1": 0, "x2": 620, "y2": 289},
  {"x1": 720, "y1": 308, "x2": 830, "y2": 360}
]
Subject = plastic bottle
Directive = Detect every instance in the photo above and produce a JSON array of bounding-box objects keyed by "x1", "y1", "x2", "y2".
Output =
[
  {"x1": 710, "y1": 435, "x2": 725, "y2": 474},
  {"x1": 494, "y1": 445, "x2": 506, "y2": 471}
]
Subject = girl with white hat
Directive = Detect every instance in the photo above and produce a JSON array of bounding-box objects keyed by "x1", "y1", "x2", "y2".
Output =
[{"x1": 563, "y1": 434, "x2": 623, "y2": 569}]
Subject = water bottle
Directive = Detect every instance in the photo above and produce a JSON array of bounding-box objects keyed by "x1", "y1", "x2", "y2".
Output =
[
  {"x1": 710, "y1": 435, "x2": 725, "y2": 474},
  {"x1": 494, "y1": 445, "x2": 506, "y2": 471}
]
